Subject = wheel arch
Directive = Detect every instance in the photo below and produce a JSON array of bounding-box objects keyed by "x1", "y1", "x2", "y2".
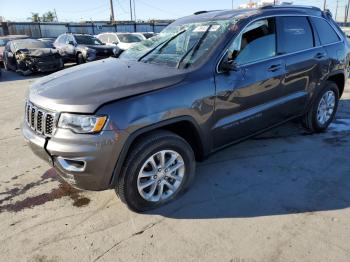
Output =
[
  {"x1": 326, "y1": 71, "x2": 346, "y2": 98},
  {"x1": 109, "y1": 116, "x2": 206, "y2": 188}
]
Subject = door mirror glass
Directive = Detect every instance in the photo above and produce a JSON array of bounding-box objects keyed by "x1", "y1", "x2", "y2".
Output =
[{"x1": 67, "y1": 40, "x2": 75, "y2": 46}]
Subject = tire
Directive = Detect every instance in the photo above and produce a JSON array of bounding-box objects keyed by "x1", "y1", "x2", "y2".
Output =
[
  {"x1": 302, "y1": 81, "x2": 339, "y2": 133},
  {"x1": 3, "y1": 56, "x2": 9, "y2": 71},
  {"x1": 76, "y1": 53, "x2": 85, "y2": 64},
  {"x1": 116, "y1": 130, "x2": 196, "y2": 212}
]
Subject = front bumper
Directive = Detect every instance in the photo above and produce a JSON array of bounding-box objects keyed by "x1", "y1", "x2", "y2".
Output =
[{"x1": 22, "y1": 121, "x2": 126, "y2": 191}]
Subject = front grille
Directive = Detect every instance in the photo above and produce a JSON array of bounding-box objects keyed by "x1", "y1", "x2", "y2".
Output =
[{"x1": 25, "y1": 101, "x2": 57, "y2": 137}]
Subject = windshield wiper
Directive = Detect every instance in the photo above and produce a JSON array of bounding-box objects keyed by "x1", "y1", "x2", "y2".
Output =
[
  {"x1": 137, "y1": 29, "x2": 187, "y2": 62},
  {"x1": 176, "y1": 25, "x2": 213, "y2": 69}
]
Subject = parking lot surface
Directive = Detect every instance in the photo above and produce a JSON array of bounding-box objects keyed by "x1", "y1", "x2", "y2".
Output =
[{"x1": 1, "y1": 69, "x2": 350, "y2": 262}]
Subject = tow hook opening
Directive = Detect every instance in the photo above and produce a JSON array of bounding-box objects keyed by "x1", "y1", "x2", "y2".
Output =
[{"x1": 55, "y1": 157, "x2": 86, "y2": 172}]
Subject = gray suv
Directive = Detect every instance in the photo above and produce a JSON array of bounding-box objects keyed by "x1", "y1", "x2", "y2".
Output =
[{"x1": 22, "y1": 6, "x2": 349, "y2": 211}]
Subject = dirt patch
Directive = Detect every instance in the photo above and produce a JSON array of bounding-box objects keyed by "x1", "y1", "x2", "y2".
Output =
[{"x1": 0, "y1": 169, "x2": 90, "y2": 212}]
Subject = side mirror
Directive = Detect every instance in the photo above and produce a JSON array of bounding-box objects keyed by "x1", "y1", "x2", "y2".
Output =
[
  {"x1": 220, "y1": 60, "x2": 238, "y2": 73},
  {"x1": 7, "y1": 51, "x2": 13, "y2": 58},
  {"x1": 112, "y1": 41, "x2": 119, "y2": 45},
  {"x1": 68, "y1": 40, "x2": 75, "y2": 46}
]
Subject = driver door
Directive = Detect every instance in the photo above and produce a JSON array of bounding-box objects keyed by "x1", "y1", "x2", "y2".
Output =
[{"x1": 213, "y1": 17, "x2": 287, "y2": 148}]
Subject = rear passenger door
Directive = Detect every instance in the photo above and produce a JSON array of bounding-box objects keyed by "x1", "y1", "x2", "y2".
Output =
[{"x1": 276, "y1": 16, "x2": 329, "y2": 118}]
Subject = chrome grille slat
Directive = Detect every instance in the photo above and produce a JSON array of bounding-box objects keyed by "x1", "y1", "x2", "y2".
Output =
[{"x1": 25, "y1": 101, "x2": 57, "y2": 137}]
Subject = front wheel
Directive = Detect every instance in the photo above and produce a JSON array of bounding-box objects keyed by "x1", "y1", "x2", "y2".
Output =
[
  {"x1": 302, "y1": 81, "x2": 339, "y2": 133},
  {"x1": 116, "y1": 130, "x2": 196, "y2": 212},
  {"x1": 76, "y1": 53, "x2": 85, "y2": 65}
]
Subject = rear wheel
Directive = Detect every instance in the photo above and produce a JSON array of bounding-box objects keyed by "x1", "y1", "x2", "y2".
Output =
[
  {"x1": 302, "y1": 81, "x2": 339, "y2": 132},
  {"x1": 116, "y1": 130, "x2": 196, "y2": 212}
]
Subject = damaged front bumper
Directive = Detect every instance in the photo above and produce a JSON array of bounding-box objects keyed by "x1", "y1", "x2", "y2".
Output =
[
  {"x1": 22, "y1": 121, "x2": 126, "y2": 191},
  {"x1": 17, "y1": 56, "x2": 63, "y2": 75}
]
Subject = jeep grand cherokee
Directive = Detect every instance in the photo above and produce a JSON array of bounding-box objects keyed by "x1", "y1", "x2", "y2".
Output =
[{"x1": 22, "y1": 5, "x2": 349, "y2": 211}]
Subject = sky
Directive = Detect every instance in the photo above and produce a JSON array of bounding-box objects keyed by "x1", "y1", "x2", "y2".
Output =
[{"x1": 0, "y1": 0, "x2": 345, "y2": 22}]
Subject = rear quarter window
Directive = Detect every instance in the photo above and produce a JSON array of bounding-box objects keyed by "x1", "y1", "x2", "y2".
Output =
[
  {"x1": 311, "y1": 17, "x2": 340, "y2": 45},
  {"x1": 277, "y1": 16, "x2": 314, "y2": 54}
]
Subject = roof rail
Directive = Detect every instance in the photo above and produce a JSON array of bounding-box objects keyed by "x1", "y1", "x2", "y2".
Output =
[
  {"x1": 260, "y1": 5, "x2": 321, "y2": 11},
  {"x1": 194, "y1": 11, "x2": 209, "y2": 15}
]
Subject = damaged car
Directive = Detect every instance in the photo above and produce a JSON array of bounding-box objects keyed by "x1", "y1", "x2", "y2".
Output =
[
  {"x1": 3, "y1": 39, "x2": 63, "y2": 75},
  {"x1": 54, "y1": 33, "x2": 116, "y2": 64}
]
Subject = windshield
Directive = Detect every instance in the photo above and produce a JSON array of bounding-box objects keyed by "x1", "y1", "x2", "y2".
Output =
[
  {"x1": 120, "y1": 19, "x2": 234, "y2": 68},
  {"x1": 14, "y1": 40, "x2": 49, "y2": 49},
  {"x1": 75, "y1": 35, "x2": 103, "y2": 45},
  {"x1": 118, "y1": 34, "x2": 144, "y2": 43}
]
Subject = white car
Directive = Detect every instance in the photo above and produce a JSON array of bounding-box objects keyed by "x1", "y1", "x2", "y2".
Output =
[
  {"x1": 341, "y1": 27, "x2": 350, "y2": 38},
  {"x1": 96, "y1": 32, "x2": 146, "y2": 50}
]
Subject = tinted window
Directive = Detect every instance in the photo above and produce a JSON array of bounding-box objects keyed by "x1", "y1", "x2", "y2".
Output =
[
  {"x1": 117, "y1": 33, "x2": 144, "y2": 43},
  {"x1": 312, "y1": 18, "x2": 340, "y2": 45},
  {"x1": 229, "y1": 18, "x2": 276, "y2": 65},
  {"x1": 278, "y1": 17, "x2": 314, "y2": 53},
  {"x1": 74, "y1": 35, "x2": 102, "y2": 45}
]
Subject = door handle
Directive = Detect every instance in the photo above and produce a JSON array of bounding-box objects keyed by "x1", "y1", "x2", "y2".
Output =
[
  {"x1": 315, "y1": 52, "x2": 326, "y2": 59},
  {"x1": 267, "y1": 64, "x2": 282, "y2": 72}
]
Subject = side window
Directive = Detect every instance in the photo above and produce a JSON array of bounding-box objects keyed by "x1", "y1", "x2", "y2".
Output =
[
  {"x1": 228, "y1": 18, "x2": 276, "y2": 65},
  {"x1": 109, "y1": 34, "x2": 118, "y2": 44},
  {"x1": 66, "y1": 35, "x2": 74, "y2": 44},
  {"x1": 58, "y1": 35, "x2": 67, "y2": 44},
  {"x1": 98, "y1": 34, "x2": 108, "y2": 43},
  {"x1": 311, "y1": 17, "x2": 340, "y2": 45},
  {"x1": 278, "y1": 16, "x2": 314, "y2": 54}
]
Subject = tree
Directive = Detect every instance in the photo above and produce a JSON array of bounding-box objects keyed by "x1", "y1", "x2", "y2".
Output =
[
  {"x1": 42, "y1": 11, "x2": 55, "y2": 22},
  {"x1": 28, "y1": 12, "x2": 41, "y2": 22}
]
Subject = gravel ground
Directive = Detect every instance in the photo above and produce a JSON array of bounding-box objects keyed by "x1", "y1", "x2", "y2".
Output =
[{"x1": 0, "y1": 69, "x2": 350, "y2": 262}]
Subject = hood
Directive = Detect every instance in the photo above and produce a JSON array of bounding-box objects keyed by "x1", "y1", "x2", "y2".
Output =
[
  {"x1": 29, "y1": 58, "x2": 187, "y2": 113},
  {"x1": 19, "y1": 48, "x2": 59, "y2": 57}
]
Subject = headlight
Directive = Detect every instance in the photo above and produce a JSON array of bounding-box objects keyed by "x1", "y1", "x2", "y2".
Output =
[{"x1": 58, "y1": 113, "x2": 107, "y2": 134}]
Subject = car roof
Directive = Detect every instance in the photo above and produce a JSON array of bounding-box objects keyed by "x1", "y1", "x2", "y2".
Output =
[
  {"x1": 11, "y1": 38, "x2": 41, "y2": 44},
  {"x1": 173, "y1": 5, "x2": 324, "y2": 25},
  {"x1": 0, "y1": 35, "x2": 29, "y2": 40}
]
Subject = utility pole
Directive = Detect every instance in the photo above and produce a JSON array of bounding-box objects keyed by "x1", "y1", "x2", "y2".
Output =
[
  {"x1": 54, "y1": 8, "x2": 58, "y2": 22},
  {"x1": 232, "y1": 0, "x2": 234, "y2": 9},
  {"x1": 345, "y1": 0, "x2": 350, "y2": 23},
  {"x1": 335, "y1": 0, "x2": 339, "y2": 21},
  {"x1": 129, "y1": 0, "x2": 133, "y2": 21},
  {"x1": 323, "y1": 0, "x2": 327, "y2": 11},
  {"x1": 345, "y1": 4, "x2": 348, "y2": 23},
  {"x1": 109, "y1": 0, "x2": 115, "y2": 23},
  {"x1": 133, "y1": 0, "x2": 136, "y2": 21}
]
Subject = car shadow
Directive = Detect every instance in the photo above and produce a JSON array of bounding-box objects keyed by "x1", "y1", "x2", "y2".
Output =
[{"x1": 147, "y1": 98, "x2": 350, "y2": 219}]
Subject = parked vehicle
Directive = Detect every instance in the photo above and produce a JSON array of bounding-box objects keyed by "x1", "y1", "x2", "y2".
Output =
[
  {"x1": 341, "y1": 27, "x2": 350, "y2": 38},
  {"x1": 140, "y1": 32, "x2": 156, "y2": 39},
  {"x1": 3, "y1": 39, "x2": 63, "y2": 75},
  {"x1": 54, "y1": 33, "x2": 115, "y2": 64},
  {"x1": 96, "y1": 32, "x2": 145, "y2": 50},
  {"x1": 38, "y1": 38, "x2": 56, "y2": 47},
  {"x1": 0, "y1": 35, "x2": 29, "y2": 66},
  {"x1": 23, "y1": 6, "x2": 349, "y2": 211}
]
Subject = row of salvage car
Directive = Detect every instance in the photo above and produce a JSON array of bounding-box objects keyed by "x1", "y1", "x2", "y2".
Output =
[{"x1": 0, "y1": 32, "x2": 156, "y2": 76}]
